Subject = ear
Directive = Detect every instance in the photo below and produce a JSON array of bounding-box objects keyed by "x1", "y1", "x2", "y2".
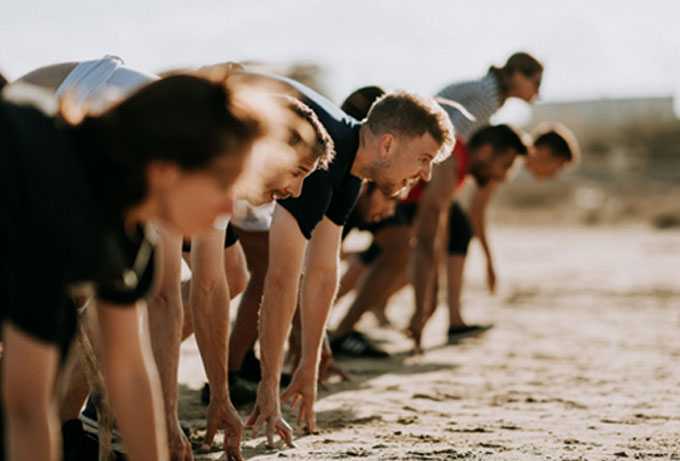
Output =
[
  {"x1": 147, "y1": 161, "x2": 181, "y2": 191},
  {"x1": 379, "y1": 133, "x2": 394, "y2": 159}
]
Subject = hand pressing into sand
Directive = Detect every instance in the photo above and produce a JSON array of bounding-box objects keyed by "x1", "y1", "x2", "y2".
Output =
[
  {"x1": 169, "y1": 422, "x2": 194, "y2": 461},
  {"x1": 246, "y1": 382, "x2": 295, "y2": 449},
  {"x1": 281, "y1": 366, "x2": 319, "y2": 434},
  {"x1": 204, "y1": 397, "x2": 244, "y2": 461},
  {"x1": 318, "y1": 338, "x2": 351, "y2": 386},
  {"x1": 406, "y1": 325, "x2": 425, "y2": 356}
]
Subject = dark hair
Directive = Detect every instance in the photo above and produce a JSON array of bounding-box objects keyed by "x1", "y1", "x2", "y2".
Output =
[
  {"x1": 490, "y1": 52, "x2": 543, "y2": 96},
  {"x1": 0, "y1": 72, "x2": 7, "y2": 92},
  {"x1": 341, "y1": 86, "x2": 386, "y2": 120},
  {"x1": 365, "y1": 90, "x2": 454, "y2": 162},
  {"x1": 76, "y1": 74, "x2": 264, "y2": 214},
  {"x1": 286, "y1": 97, "x2": 335, "y2": 169},
  {"x1": 468, "y1": 124, "x2": 528, "y2": 156},
  {"x1": 533, "y1": 122, "x2": 580, "y2": 163}
]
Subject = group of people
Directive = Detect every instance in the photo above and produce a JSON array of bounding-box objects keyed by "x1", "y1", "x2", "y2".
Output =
[{"x1": 0, "y1": 50, "x2": 578, "y2": 461}]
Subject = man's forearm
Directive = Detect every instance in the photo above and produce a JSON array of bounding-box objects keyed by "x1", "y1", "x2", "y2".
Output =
[
  {"x1": 412, "y1": 203, "x2": 443, "y2": 317},
  {"x1": 191, "y1": 283, "x2": 231, "y2": 400},
  {"x1": 412, "y1": 239, "x2": 437, "y2": 318},
  {"x1": 147, "y1": 291, "x2": 184, "y2": 434},
  {"x1": 470, "y1": 208, "x2": 492, "y2": 262},
  {"x1": 299, "y1": 268, "x2": 339, "y2": 371},
  {"x1": 259, "y1": 268, "x2": 301, "y2": 388}
]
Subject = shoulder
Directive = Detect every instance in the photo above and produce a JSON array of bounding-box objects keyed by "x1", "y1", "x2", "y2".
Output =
[{"x1": 16, "y1": 62, "x2": 79, "y2": 91}]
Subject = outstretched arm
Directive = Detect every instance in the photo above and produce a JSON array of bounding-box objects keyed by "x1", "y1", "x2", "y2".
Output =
[
  {"x1": 410, "y1": 156, "x2": 460, "y2": 349},
  {"x1": 468, "y1": 182, "x2": 498, "y2": 293},
  {"x1": 281, "y1": 217, "x2": 342, "y2": 433},
  {"x1": 98, "y1": 301, "x2": 169, "y2": 461},
  {"x1": 246, "y1": 205, "x2": 307, "y2": 447},
  {"x1": 189, "y1": 228, "x2": 244, "y2": 458}
]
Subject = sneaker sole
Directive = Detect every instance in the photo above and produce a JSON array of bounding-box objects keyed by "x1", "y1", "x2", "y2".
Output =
[
  {"x1": 80, "y1": 414, "x2": 126, "y2": 453},
  {"x1": 447, "y1": 324, "x2": 494, "y2": 344}
]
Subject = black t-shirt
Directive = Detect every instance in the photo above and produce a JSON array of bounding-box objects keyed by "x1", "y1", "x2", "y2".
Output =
[
  {"x1": 0, "y1": 100, "x2": 155, "y2": 346},
  {"x1": 342, "y1": 206, "x2": 372, "y2": 241},
  {"x1": 269, "y1": 75, "x2": 363, "y2": 239}
]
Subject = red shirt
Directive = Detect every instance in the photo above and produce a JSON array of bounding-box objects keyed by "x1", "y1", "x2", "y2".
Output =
[{"x1": 402, "y1": 136, "x2": 469, "y2": 204}]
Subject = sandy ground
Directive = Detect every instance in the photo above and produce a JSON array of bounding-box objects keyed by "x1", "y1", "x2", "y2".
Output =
[{"x1": 178, "y1": 226, "x2": 680, "y2": 460}]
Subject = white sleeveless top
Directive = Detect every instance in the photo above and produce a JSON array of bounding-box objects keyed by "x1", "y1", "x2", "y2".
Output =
[{"x1": 56, "y1": 55, "x2": 156, "y2": 109}]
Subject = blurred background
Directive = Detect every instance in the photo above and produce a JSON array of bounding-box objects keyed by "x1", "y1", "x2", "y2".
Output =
[{"x1": 2, "y1": 0, "x2": 679, "y2": 227}]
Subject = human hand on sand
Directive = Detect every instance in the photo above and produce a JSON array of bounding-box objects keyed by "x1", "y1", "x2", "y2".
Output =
[
  {"x1": 246, "y1": 382, "x2": 295, "y2": 448},
  {"x1": 318, "y1": 337, "x2": 351, "y2": 386},
  {"x1": 169, "y1": 420, "x2": 194, "y2": 461},
  {"x1": 204, "y1": 396, "x2": 244, "y2": 461},
  {"x1": 406, "y1": 318, "x2": 425, "y2": 356},
  {"x1": 281, "y1": 366, "x2": 319, "y2": 434}
]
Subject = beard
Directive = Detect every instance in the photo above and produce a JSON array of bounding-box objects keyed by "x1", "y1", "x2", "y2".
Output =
[
  {"x1": 468, "y1": 162, "x2": 490, "y2": 187},
  {"x1": 365, "y1": 158, "x2": 401, "y2": 197}
]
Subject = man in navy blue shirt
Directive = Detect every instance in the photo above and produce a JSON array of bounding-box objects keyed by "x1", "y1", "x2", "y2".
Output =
[{"x1": 245, "y1": 75, "x2": 455, "y2": 446}]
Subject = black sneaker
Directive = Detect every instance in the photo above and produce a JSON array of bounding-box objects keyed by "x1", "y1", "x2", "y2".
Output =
[
  {"x1": 239, "y1": 349, "x2": 262, "y2": 382},
  {"x1": 201, "y1": 372, "x2": 258, "y2": 408},
  {"x1": 330, "y1": 331, "x2": 389, "y2": 358},
  {"x1": 447, "y1": 324, "x2": 493, "y2": 343},
  {"x1": 62, "y1": 419, "x2": 85, "y2": 461},
  {"x1": 238, "y1": 349, "x2": 293, "y2": 387},
  {"x1": 79, "y1": 394, "x2": 126, "y2": 454}
]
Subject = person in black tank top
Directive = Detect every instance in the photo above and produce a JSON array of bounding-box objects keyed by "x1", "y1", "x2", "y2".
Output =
[
  {"x1": 0, "y1": 73, "x2": 270, "y2": 461},
  {"x1": 246, "y1": 75, "x2": 455, "y2": 447}
]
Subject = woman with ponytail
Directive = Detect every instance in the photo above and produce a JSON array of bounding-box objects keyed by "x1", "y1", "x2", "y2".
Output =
[{"x1": 0, "y1": 73, "x2": 267, "y2": 461}]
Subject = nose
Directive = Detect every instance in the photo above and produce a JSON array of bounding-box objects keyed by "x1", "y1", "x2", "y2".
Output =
[{"x1": 291, "y1": 178, "x2": 305, "y2": 198}]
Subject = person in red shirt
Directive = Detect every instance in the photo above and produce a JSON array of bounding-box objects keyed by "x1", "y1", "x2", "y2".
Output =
[{"x1": 331, "y1": 125, "x2": 527, "y2": 357}]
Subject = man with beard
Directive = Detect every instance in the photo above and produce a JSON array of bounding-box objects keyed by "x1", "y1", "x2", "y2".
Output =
[
  {"x1": 328, "y1": 125, "x2": 527, "y2": 357},
  {"x1": 245, "y1": 75, "x2": 454, "y2": 447}
]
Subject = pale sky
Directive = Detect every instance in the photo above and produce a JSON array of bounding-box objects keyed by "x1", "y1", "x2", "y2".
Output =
[{"x1": 2, "y1": 0, "x2": 678, "y2": 104}]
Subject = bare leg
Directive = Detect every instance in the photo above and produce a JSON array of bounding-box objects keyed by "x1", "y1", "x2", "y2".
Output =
[
  {"x1": 446, "y1": 255, "x2": 467, "y2": 328},
  {"x1": 228, "y1": 229, "x2": 269, "y2": 371},
  {"x1": 334, "y1": 226, "x2": 411, "y2": 337},
  {"x1": 335, "y1": 255, "x2": 367, "y2": 302}
]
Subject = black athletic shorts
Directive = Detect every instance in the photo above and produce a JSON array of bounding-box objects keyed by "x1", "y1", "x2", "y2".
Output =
[
  {"x1": 182, "y1": 223, "x2": 239, "y2": 252},
  {"x1": 355, "y1": 202, "x2": 418, "y2": 265},
  {"x1": 447, "y1": 202, "x2": 473, "y2": 255}
]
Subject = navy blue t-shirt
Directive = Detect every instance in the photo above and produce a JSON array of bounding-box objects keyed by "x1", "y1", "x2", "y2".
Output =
[{"x1": 267, "y1": 75, "x2": 363, "y2": 239}]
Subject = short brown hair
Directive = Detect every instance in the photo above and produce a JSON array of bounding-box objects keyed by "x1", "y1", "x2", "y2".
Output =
[
  {"x1": 365, "y1": 91, "x2": 454, "y2": 162},
  {"x1": 285, "y1": 97, "x2": 335, "y2": 170},
  {"x1": 533, "y1": 122, "x2": 580, "y2": 164}
]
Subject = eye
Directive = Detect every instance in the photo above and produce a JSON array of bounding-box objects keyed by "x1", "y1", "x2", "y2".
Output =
[{"x1": 289, "y1": 129, "x2": 301, "y2": 146}]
